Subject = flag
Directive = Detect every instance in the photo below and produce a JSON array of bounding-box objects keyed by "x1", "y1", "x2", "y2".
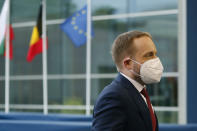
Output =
[
  {"x1": 27, "y1": 3, "x2": 47, "y2": 62},
  {"x1": 4, "y1": 25, "x2": 14, "y2": 59},
  {"x1": 60, "y1": 5, "x2": 94, "y2": 47},
  {"x1": 0, "y1": 0, "x2": 14, "y2": 60}
]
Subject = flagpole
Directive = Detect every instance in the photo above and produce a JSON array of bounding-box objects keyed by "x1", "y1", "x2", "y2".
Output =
[
  {"x1": 86, "y1": 0, "x2": 91, "y2": 115},
  {"x1": 5, "y1": 0, "x2": 10, "y2": 114},
  {"x1": 42, "y1": 0, "x2": 48, "y2": 115}
]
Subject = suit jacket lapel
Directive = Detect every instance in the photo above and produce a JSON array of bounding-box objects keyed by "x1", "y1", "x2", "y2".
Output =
[{"x1": 115, "y1": 73, "x2": 153, "y2": 131}]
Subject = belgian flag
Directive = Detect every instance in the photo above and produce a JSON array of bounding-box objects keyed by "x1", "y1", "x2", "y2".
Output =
[{"x1": 27, "y1": 3, "x2": 47, "y2": 62}]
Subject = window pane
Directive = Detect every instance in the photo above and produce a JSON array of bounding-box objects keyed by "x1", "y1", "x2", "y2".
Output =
[
  {"x1": 47, "y1": 0, "x2": 86, "y2": 20},
  {"x1": 47, "y1": 24, "x2": 86, "y2": 74},
  {"x1": 10, "y1": 80, "x2": 43, "y2": 104},
  {"x1": 0, "y1": 58, "x2": 4, "y2": 76},
  {"x1": 11, "y1": 0, "x2": 41, "y2": 23},
  {"x1": 48, "y1": 79, "x2": 86, "y2": 105},
  {"x1": 10, "y1": 27, "x2": 42, "y2": 75},
  {"x1": 91, "y1": 19, "x2": 124, "y2": 73},
  {"x1": 0, "y1": 80, "x2": 5, "y2": 104},
  {"x1": 156, "y1": 111, "x2": 178, "y2": 124},
  {"x1": 147, "y1": 77, "x2": 178, "y2": 107},
  {"x1": 0, "y1": 1, "x2": 3, "y2": 8},
  {"x1": 91, "y1": 78, "x2": 113, "y2": 105},
  {"x1": 92, "y1": 0, "x2": 177, "y2": 15},
  {"x1": 92, "y1": 15, "x2": 177, "y2": 73}
]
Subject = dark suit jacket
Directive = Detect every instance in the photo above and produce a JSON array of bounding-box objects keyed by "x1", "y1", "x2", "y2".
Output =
[{"x1": 92, "y1": 73, "x2": 158, "y2": 131}]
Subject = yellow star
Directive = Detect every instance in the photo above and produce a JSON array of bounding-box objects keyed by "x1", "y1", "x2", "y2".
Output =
[
  {"x1": 82, "y1": 10, "x2": 86, "y2": 14},
  {"x1": 74, "y1": 26, "x2": 78, "y2": 30},
  {"x1": 72, "y1": 17, "x2": 76, "y2": 20},
  {"x1": 71, "y1": 21, "x2": 75, "y2": 25},
  {"x1": 79, "y1": 30, "x2": 83, "y2": 34}
]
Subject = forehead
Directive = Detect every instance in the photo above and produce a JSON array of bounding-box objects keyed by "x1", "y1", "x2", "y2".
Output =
[{"x1": 132, "y1": 36, "x2": 157, "y2": 54}]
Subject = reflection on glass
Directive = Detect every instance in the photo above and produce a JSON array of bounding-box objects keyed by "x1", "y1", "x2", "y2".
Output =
[
  {"x1": 0, "y1": 1, "x2": 3, "y2": 8},
  {"x1": 10, "y1": 80, "x2": 43, "y2": 104},
  {"x1": 1, "y1": 0, "x2": 177, "y2": 21},
  {"x1": 147, "y1": 77, "x2": 177, "y2": 107},
  {"x1": 0, "y1": 81, "x2": 5, "y2": 104},
  {"x1": 92, "y1": 15, "x2": 177, "y2": 73},
  {"x1": 91, "y1": 19, "x2": 126, "y2": 74},
  {"x1": 10, "y1": 27, "x2": 42, "y2": 75},
  {"x1": 92, "y1": 0, "x2": 177, "y2": 15},
  {"x1": 91, "y1": 78, "x2": 114, "y2": 105},
  {"x1": 47, "y1": 0, "x2": 86, "y2": 20},
  {"x1": 48, "y1": 79, "x2": 85, "y2": 105},
  {"x1": 156, "y1": 111, "x2": 178, "y2": 123},
  {"x1": 0, "y1": 58, "x2": 4, "y2": 76},
  {"x1": 47, "y1": 25, "x2": 86, "y2": 74},
  {"x1": 11, "y1": 0, "x2": 41, "y2": 22}
]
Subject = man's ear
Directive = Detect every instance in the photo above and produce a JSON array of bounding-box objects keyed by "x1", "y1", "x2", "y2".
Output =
[{"x1": 123, "y1": 58, "x2": 132, "y2": 70}]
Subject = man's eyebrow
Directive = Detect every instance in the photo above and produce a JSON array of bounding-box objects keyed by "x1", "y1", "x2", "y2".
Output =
[{"x1": 142, "y1": 51, "x2": 153, "y2": 56}]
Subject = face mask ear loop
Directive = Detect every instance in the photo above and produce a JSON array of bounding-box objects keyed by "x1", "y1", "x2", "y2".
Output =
[
  {"x1": 129, "y1": 69, "x2": 145, "y2": 78},
  {"x1": 128, "y1": 58, "x2": 145, "y2": 78},
  {"x1": 130, "y1": 59, "x2": 141, "y2": 65}
]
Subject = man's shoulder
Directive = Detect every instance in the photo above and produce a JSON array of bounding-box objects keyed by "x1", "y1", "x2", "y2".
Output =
[
  {"x1": 94, "y1": 80, "x2": 126, "y2": 108},
  {"x1": 99, "y1": 80, "x2": 125, "y2": 99}
]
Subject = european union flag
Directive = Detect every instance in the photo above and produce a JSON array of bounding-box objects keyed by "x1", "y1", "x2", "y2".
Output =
[{"x1": 60, "y1": 5, "x2": 94, "y2": 47}]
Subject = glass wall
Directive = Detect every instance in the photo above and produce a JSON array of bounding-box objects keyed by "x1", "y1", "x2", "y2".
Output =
[{"x1": 0, "y1": 0, "x2": 182, "y2": 124}]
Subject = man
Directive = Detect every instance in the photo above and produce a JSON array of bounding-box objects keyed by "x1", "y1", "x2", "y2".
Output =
[{"x1": 92, "y1": 31, "x2": 163, "y2": 131}]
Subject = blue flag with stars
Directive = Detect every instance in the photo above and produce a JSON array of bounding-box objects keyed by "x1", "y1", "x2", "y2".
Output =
[{"x1": 60, "y1": 5, "x2": 94, "y2": 47}]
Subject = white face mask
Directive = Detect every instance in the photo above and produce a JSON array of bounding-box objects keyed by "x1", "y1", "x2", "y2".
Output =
[{"x1": 129, "y1": 57, "x2": 164, "y2": 84}]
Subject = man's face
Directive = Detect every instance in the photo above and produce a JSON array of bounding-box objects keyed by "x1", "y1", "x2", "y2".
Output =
[{"x1": 128, "y1": 36, "x2": 158, "y2": 77}]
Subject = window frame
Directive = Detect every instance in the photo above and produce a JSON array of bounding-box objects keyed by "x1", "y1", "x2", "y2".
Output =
[{"x1": 0, "y1": 0, "x2": 187, "y2": 124}]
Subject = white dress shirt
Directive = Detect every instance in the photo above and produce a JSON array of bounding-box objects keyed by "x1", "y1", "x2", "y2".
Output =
[{"x1": 120, "y1": 72, "x2": 154, "y2": 111}]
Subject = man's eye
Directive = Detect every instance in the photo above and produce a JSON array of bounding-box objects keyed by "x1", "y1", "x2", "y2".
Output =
[{"x1": 145, "y1": 52, "x2": 153, "y2": 57}]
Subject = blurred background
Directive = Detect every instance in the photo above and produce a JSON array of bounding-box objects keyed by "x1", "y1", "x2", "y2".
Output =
[{"x1": 0, "y1": 0, "x2": 190, "y2": 126}]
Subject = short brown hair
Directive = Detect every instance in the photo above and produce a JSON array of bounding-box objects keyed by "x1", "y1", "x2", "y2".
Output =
[{"x1": 111, "y1": 30, "x2": 152, "y2": 70}]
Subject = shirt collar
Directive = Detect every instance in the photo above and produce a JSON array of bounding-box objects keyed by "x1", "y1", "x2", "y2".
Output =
[{"x1": 120, "y1": 72, "x2": 145, "y2": 93}]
